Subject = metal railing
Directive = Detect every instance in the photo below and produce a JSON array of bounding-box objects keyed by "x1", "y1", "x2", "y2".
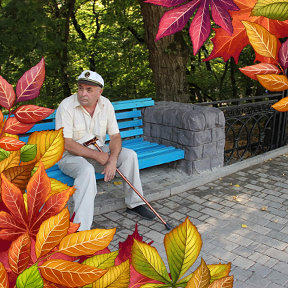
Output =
[{"x1": 197, "y1": 93, "x2": 288, "y2": 165}]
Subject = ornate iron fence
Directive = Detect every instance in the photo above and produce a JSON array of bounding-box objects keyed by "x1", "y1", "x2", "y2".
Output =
[{"x1": 197, "y1": 93, "x2": 288, "y2": 165}]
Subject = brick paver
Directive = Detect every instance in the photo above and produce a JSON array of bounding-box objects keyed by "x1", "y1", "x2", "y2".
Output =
[{"x1": 91, "y1": 152, "x2": 288, "y2": 287}]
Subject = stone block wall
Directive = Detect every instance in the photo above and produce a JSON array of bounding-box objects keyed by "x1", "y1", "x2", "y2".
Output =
[{"x1": 142, "y1": 101, "x2": 225, "y2": 175}]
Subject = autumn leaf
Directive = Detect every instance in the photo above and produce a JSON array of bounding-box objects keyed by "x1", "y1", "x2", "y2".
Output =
[
  {"x1": 0, "y1": 148, "x2": 10, "y2": 162},
  {"x1": 3, "y1": 163, "x2": 35, "y2": 192},
  {"x1": 206, "y1": 0, "x2": 288, "y2": 63},
  {"x1": 20, "y1": 144, "x2": 37, "y2": 162},
  {"x1": 279, "y1": 39, "x2": 288, "y2": 70},
  {"x1": 165, "y1": 217, "x2": 202, "y2": 282},
  {"x1": 242, "y1": 21, "x2": 278, "y2": 60},
  {"x1": 0, "y1": 136, "x2": 25, "y2": 151},
  {"x1": 146, "y1": 0, "x2": 238, "y2": 55},
  {"x1": 208, "y1": 263, "x2": 231, "y2": 283},
  {"x1": 90, "y1": 259, "x2": 130, "y2": 288},
  {"x1": 0, "y1": 262, "x2": 9, "y2": 288},
  {"x1": 257, "y1": 74, "x2": 288, "y2": 91},
  {"x1": 240, "y1": 62, "x2": 280, "y2": 80},
  {"x1": 132, "y1": 239, "x2": 171, "y2": 284},
  {"x1": 82, "y1": 250, "x2": 119, "y2": 269},
  {"x1": 14, "y1": 105, "x2": 54, "y2": 124},
  {"x1": 16, "y1": 264, "x2": 44, "y2": 288},
  {"x1": 272, "y1": 96, "x2": 288, "y2": 111},
  {"x1": 251, "y1": 0, "x2": 288, "y2": 21},
  {"x1": 8, "y1": 233, "x2": 31, "y2": 274},
  {"x1": 16, "y1": 57, "x2": 45, "y2": 103},
  {"x1": 186, "y1": 259, "x2": 211, "y2": 287},
  {"x1": 58, "y1": 228, "x2": 116, "y2": 257},
  {"x1": 39, "y1": 259, "x2": 107, "y2": 288},
  {"x1": 0, "y1": 110, "x2": 4, "y2": 124},
  {"x1": 27, "y1": 129, "x2": 64, "y2": 171},
  {"x1": 0, "y1": 150, "x2": 20, "y2": 173},
  {"x1": 4, "y1": 117, "x2": 34, "y2": 135},
  {"x1": 49, "y1": 178, "x2": 74, "y2": 198},
  {"x1": 0, "y1": 75, "x2": 16, "y2": 110},
  {"x1": 208, "y1": 275, "x2": 234, "y2": 287}
]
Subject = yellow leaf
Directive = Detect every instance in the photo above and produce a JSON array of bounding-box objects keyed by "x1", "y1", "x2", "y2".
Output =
[
  {"x1": 234, "y1": 184, "x2": 240, "y2": 188},
  {"x1": 23, "y1": 193, "x2": 28, "y2": 214},
  {"x1": 58, "y1": 228, "x2": 116, "y2": 256},
  {"x1": 242, "y1": 21, "x2": 278, "y2": 60},
  {"x1": 257, "y1": 74, "x2": 288, "y2": 92},
  {"x1": 164, "y1": 217, "x2": 202, "y2": 282},
  {"x1": 272, "y1": 96, "x2": 288, "y2": 111},
  {"x1": 92, "y1": 260, "x2": 130, "y2": 288},
  {"x1": 261, "y1": 206, "x2": 268, "y2": 211},
  {"x1": 27, "y1": 129, "x2": 64, "y2": 171},
  {"x1": 208, "y1": 275, "x2": 234, "y2": 288},
  {"x1": 208, "y1": 263, "x2": 231, "y2": 283},
  {"x1": 0, "y1": 150, "x2": 20, "y2": 173},
  {"x1": 186, "y1": 258, "x2": 210, "y2": 288},
  {"x1": 82, "y1": 250, "x2": 119, "y2": 269},
  {"x1": 49, "y1": 178, "x2": 75, "y2": 199},
  {"x1": 132, "y1": 239, "x2": 170, "y2": 284},
  {"x1": 113, "y1": 181, "x2": 122, "y2": 185},
  {"x1": 35, "y1": 208, "x2": 70, "y2": 259},
  {"x1": 39, "y1": 259, "x2": 107, "y2": 288},
  {"x1": 241, "y1": 224, "x2": 247, "y2": 228}
]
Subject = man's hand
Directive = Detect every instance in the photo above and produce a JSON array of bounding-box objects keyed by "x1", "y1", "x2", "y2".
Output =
[
  {"x1": 97, "y1": 151, "x2": 109, "y2": 165},
  {"x1": 102, "y1": 157, "x2": 117, "y2": 182}
]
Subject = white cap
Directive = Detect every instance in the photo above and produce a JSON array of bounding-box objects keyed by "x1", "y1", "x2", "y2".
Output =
[{"x1": 77, "y1": 70, "x2": 104, "y2": 88}]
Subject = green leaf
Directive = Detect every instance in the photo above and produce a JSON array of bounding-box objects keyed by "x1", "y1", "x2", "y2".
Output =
[
  {"x1": 20, "y1": 144, "x2": 37, "y2": 162},
  {"x1": 0, "y1": 147, "x2": 10, "y2": 161},
  {"x1": 251, "y1": 0, "x2": 288, "y2": 20},
  {"x1": 132, "y1": 239, "x2": 171, "y2": 284},
  {"x1": 208, "y1": 263, "x2": 231, "y2": 283},
  {"x1": 164, "y1": 217, "x2": 202, "y2": 283},
  {"x1": 82, "y1": 250, "x2": 119, "y2": 269},
  {"x1": 16, "y1": 265, "x2": 43, "y2": 288}
]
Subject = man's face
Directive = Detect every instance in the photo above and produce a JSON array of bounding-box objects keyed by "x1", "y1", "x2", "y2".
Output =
[{"x1": 77, "y1": 83, "x2": 103, "y2": 108}]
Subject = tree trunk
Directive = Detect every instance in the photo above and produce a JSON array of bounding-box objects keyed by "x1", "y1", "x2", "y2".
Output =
[{"x1": 139, "y1": 1, "x2": 190, "y2": 102}]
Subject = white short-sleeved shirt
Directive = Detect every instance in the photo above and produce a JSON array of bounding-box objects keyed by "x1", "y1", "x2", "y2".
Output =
[{"x1": 55, "y1": 94, "x2": 119, "y2": 148}]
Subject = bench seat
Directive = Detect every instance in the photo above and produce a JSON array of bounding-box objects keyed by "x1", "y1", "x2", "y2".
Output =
[{"x1": 20, "y1": 98, "x2": 185, "y2": 185}]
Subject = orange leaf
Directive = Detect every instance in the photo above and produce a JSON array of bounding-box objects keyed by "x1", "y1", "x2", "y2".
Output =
[
  {"x1": 14, "y1": 105, "x2": 54, "y2": 124},
  {"x1": 272, "y1": 96, "x2": 288, "y2": 112},
  {"x1": 16, "y1": 57, "x2": 45, "y2": 103},
  {"x1": 49, "y1": 178, "x2": 75, "y2": 199},
  {"x1": 30, "y1": 187, "x2": 72, "y2": 234},
  {"x1": 206, "y1": 0, "x2": 288, "y2": 63},
  {"x1": 68, "y1": 222, "x2": 80, "y2": 235},
  {"x1": 239, "y1": 63, "x2": 280, "y2": 80},
  {"x1": 242, "y1": 21, "x2": 278, "y2": 60},
  {"x1": 0, "y1": 150, "x2": 20, "y2": 174},
  {"x1": 0, "y1": 136, "x2": 25, "y2": 151},
  {"x1": 208, "y1": 275, "x2": 234, "y2": 287},
  {"x1": 0, "y1": 110, "x2": 4, "y2": 124},
  {"x1": 4, "y1": 117, "x2": 34, "y2": 135},
  {"x1": 39, "y1": 259, "x2": 107, "y2": 288},
  {"x1": 256, "y1": 74, "x2": 288, "y2": 91},
  {"x1": 0, "y1": 228, "x2": 23, "y2": 241},
  {"x1": 27, "y1": 162, "x2": 51, "y2": 227},
  {"x1": 186, "y1": 258, "x2": 210, "y2": 287},
  {"x1": 0, "y1": 76, "x2": 16, "y2": 110},
  {"x1": 1, "y1": 174, "x2": 27, "y2": 226},
  {"x1": 58, "y1": 228, "x2": 116, "y2": 256},
  {"x1": 35, "y1": 208, "x2": 70, "y2": 259},
  {"x1": 8, "y1": 233, "x2": 31, "y2": 274},
  {"x1": 0, "y1": 211, "x2": 23, "y2": 230},
  {"x1": 0, "y1": 262, "x2": 9, "y2": 288},
  {"x1": 3, "y1": 163, "x2": 35, "y2": 192}
]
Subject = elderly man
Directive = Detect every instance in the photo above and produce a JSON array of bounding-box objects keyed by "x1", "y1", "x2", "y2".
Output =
[{"x1": 55, "y1": 70, "x2": 155, "y2": 231}]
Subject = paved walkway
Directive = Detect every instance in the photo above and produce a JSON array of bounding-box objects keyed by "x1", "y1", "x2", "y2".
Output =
[{"x1": 90, "y1": 146, "x2": 288, "y2": 288}]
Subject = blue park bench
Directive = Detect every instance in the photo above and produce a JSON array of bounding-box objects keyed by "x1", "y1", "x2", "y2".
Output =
[{"x1": 19, "y1": 98, "x2": 184, "y2": 186}]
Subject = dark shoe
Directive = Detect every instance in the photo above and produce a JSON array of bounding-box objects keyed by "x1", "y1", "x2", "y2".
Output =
[{"x1": 126, "y1": 205, "x2": 156, "y2": 220}]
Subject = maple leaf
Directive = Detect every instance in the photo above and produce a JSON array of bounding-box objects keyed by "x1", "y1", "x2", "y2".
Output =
[
  {"x1": 145, "y1": 0, "x2": 239, "y2": 55},
  {"x1": 206, "y1": 0, "x2": 288, "y2": 63}
]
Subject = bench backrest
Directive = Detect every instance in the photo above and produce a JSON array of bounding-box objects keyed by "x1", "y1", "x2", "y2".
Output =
[{"x1": 19, "y1": 98, "x2": 154, "y2": 142}]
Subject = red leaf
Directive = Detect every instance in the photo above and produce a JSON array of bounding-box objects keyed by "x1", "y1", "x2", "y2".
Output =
[
  {"x1": 0, "y1": 136, "x2": 25, "y2": 151},
  {"x1": 189, "y1": 0, "x2": 211, "y2": 55},
  {"x1": 4, "y1": 117, "x2": 34, "y2": 135},
  {"x1": 239, "y1": 63, "x2": 280, "y2": 80},
  {"x1": 8, "y1": 233, "x2": 31, "y2": 274},
  {"x1": 0, "y1": 229, "x2": 23, "y2": 241},
  {"x1": 30, "y1": 187, "x2": 72, "y2": 234},
  {"x1": 211, "y1": 0, "x2": 233, "y2": 34},
  {"x1": 206, "y1": 0, "x2": 288, "y2": 63},
  {"x1": 27, "y1": 162, "x2": 51, "y2": 227},
  {"x1": 155, "y1": 0, "x2": 200, "y2": 41},
  {"x1": 144, "y1": 0, "x2": 187, "y2": 7},
  {"x1": 1, "y1": 174, "x2": 28, "y2": 227},
  {"x1": 279, "y1": 39, "x2": 288, "y2": 70},
  {"x1": 0, "y1": 262, "x2": 9, "y2": 288},
  {"x1": 0, "y1": 211, "x2": 24, "y2": 231},
  {"x1": 0, "y1": 76, "x2": 16, "y2": 110},
  {"x1": 16, "y1": 58, "x2": 45, "y2": 103},
  {"x1": 129, "y1": 266, "x2": 162, "y2": 288},
  {"x1": 67, "y1": 222, "x2": 80, "y2": 235},
  {"x1": 14, "y1": 105, "x2": 54, "y2": 124}
]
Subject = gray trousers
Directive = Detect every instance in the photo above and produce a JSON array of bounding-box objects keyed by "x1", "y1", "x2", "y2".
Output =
[{"x1": 58, "y1": 146, "x2": 144, "y2": 231}]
